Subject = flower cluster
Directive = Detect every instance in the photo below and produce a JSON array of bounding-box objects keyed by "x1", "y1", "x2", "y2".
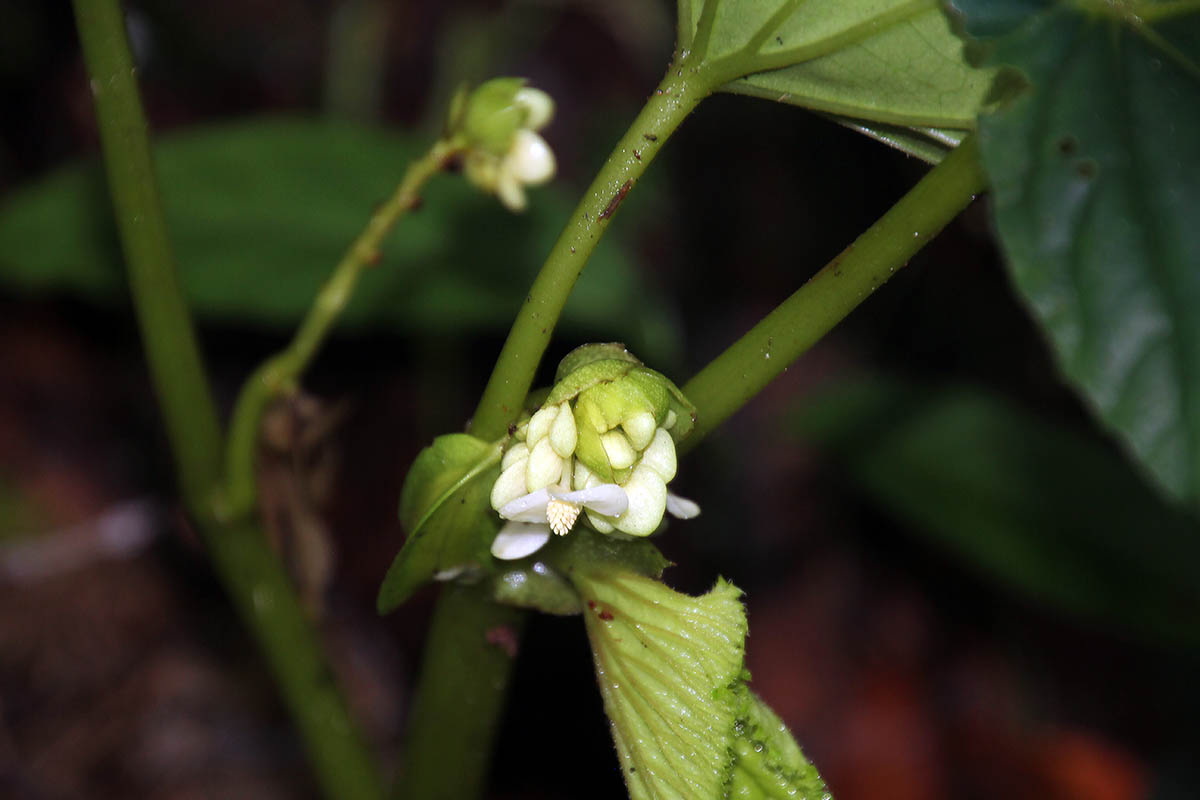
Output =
[
  {"x1": 489, "y1": 345, "x2": 699, "y2": 560},
  {"x1": 451, "y1": 78, "x2": 556, "y2": 212}
]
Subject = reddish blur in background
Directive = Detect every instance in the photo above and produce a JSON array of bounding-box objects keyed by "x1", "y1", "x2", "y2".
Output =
[{"x1": 1, "y1": 1, "x2": 1197, "y2": 798}]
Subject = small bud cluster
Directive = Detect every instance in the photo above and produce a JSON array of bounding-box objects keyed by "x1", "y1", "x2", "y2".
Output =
[{"x1": 449, "y1": 78, "x2": 556, "y2": 212}]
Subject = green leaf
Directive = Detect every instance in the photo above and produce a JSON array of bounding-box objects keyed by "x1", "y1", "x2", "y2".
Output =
[
  {"x1": 0, "y1": 117, "x2": 679, "y2": 359},
  {"x1": 948, "y1": 1, "x2": 1200, "y2": 503},
  {"x1": 728, "y1": 688, "x2": 829, "y2": 800},
  {"x1": 572, "y1": 567, "x2": 748, "y2": 800},
  {"x1": 684, "y1": 0, "x2": 997, "y2": 153},
  {"x1": 377, "y1": 433, "x2": 501, "y2": 613},
  {"x1": 794, "y1": 379, "x2": 1200, "y2": 646}
]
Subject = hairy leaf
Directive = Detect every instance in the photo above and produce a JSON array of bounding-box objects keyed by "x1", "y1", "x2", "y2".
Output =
[
  {"x1": 574, "y1": 569, "x2": 748, "y2": 800},
  {"x1": 949, "y1": 1, "x2": 1200, "y2": 503},
  {"x1": 377, "y1": 433, "x2": 500, "y2": 612},
  {"x1": 728, "y1": 687, "x2": 829, "y2": 800}
]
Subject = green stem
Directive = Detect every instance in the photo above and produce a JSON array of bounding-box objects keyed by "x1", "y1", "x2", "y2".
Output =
[
  {"x1": 72, "y1": 0, "x2": 222, "y2": 516},
  {"x1": 402, "y1": 56, "x2": 716, "y2": 800},
  {"x1": 222, "y1": 139, "x2": 457, "y2": 520},
  {"x1": 682, "y1": 135, "x2": 988, "y2": 446},
  {"x1": 398, "y1": 584, "x2": 526, "y2": 799},
  {"x1": 73, "y1": 2, "x2": 386, "y2": 797},
  {"x1": 469, "y1": 58, "x2": 712, "y2": 440}
]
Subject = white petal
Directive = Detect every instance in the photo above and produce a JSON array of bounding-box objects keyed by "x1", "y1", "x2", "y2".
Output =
[
  {"x1": 526, "y1": 438, "x2": 564, "y2": 492},
  {"x1": 526, "y1": 405, "x2": 558, "y2": 444},
  {"x1": 664, "y1": 409, "x2": 677, "y2": 430},
  {"x1": 491, "y1": 521, "x2": 551, "y2": 560},
  {"x1": 507, "y1": 129, "x2": 555, "y2": 185},
  {"x1": 639, "y1": 427, "x2": 677, "y2": 482},
  {"x1": 496, "y1": 171, "x2": 527, "y2": 211},
  {"x1": 601, "y1": 430, "x2": 636, "y2": 470},
  {"x1": 586, "y1": 509, "x2": 615, "y2": 534},
  {"x1": 491, "y1": 458, "x2": 529, "y2": 511},
  {"x1": 499, "y1": 488, "x2": 551, "y2": 522},
  {"x1": 573, "y1": 460, "x2": 597, "y2": 490},
  {"x1": 549, "y1": 401, "x2": 577, "y2": 458},
  {"x1": 621, "y1": 411, "x2": 657, "y2": 451},
  {"x1": 615, "y1": 465, "x2": 667, "y2": 537},
  {"x1": 501, "y1": 441, "x2": 530, "y2": 470},
  {"x1": 666, "y1": 492, "x2": 700, "y2": 519},
  {"x1": 556, "y1": 483, "x2": 628, "y2": 517},
  {"x1": 515, "y1": 87, "x2": 554, "y2": 130}
]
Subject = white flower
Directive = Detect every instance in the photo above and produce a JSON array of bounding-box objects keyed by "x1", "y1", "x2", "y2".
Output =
[
  {"x1": 490, "y1": 481, "x2": 701, "y2": 560},
  {"x1": 491, "y1": 483, "x2": 628, "y2": 560},
  {"x1": 462, "y1": 86, "x2": 556, "y2": 212}
]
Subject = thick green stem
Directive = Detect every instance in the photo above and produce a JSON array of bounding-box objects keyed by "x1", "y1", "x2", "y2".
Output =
[
  {"x1": 401, "y1": 56, "x2": 712, "y2": 800},
  {"x1": 223, "y1": 139, "x2": 457, "y2": 520},
  {"x1": 469, "y1": 58, "x2": 712, "y2": 440},
  {"x1": 72, "y1": 0, "x2": 222, "y2": 515},
  {"x1": 73, "y1": 2, "x2": 385, "y2": 798},
  {"x1": 682, "y1": 135, "x2": 988, "y2": 446},
  {"x1": 398, "y1": 584, "x2": 526, "y2": 799}
]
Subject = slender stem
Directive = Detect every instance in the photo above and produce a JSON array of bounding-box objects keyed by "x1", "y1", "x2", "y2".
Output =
[
  {"x1": 682, "y1": 135, "x2": 987, "y2": 447},
  {"x1": 398, "y1": 584, "x2": 526, "y2": 799},
  {"x1": 205, "y1": 518, "x2": 386, "y2": 800},
  {"x1": 72, "y1": 0, "x2": 222, "y2": 516},
  {"x1": 73, "y1": 3, "x2": 386, "y2": 798},
  {"x1": 222, "y1": 139, "x2": 457, "y2": 520},
  {"x1": 469, "y1": 59, "x2": 712, "y2": 440}
]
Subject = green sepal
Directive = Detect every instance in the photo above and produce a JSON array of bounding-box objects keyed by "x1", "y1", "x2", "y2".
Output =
[
  {"x1": 488, "y1": 527, "x2": 670, "y2": 615},
  {"x1": 489, "y1": 560, "x2": 583, "y2": 615},
  {"x1": 460, "y1": 77, "x2": 528, "y2": 155},
  {"x1": 554, "y1": 342, "x2": 642, "y2": 383},
  {"x1": 377, "y1": 434, "x2": 502, "y2": 613},
  {"x1": 545, "y1": 358, "x2": 637, "y2": 407},
  {"x1": 575, "y1": 406, "x2": 615, "y2": 482},
  {"x1": 624, "y1": 367, "x2": 671, "y2": 422}
]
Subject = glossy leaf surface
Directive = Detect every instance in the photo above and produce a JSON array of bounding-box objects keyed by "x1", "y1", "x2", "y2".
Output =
[{"x1": 949, "y1": 1, "x2": 1200, "y2": 503}]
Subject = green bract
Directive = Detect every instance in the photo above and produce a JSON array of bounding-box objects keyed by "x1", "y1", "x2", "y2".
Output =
[{"x1": 377, "y1": 434, "x2": 502, "y2": 612}]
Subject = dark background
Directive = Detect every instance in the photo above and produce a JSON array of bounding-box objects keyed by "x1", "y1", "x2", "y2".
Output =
[{"x1": 1, "y1": 1, "x2": 1196, "y2": 798}]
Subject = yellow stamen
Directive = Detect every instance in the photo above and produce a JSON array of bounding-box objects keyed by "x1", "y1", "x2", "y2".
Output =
[{"x1": 546, "y1": 498, "x2": 581, "y2": 536}]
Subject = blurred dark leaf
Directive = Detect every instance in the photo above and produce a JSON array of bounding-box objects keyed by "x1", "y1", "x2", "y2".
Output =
[
  {"x1": 794, "y1": 377, "x2": 1200, "y2": 646},
  {"x1": 0, "y1": 117, "x2": 679, "y2": 359},
  {"x1": 949, "y1": 1, "x2": 1200, "y2": 504}
]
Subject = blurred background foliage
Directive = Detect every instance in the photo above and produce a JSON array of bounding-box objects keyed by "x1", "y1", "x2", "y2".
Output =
[{"x1": 0, "y1": 1, "x2": 1196, "y2": 798}]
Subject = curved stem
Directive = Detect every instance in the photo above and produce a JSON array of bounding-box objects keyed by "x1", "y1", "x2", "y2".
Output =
[
  {"x1": 469, "y1": 58, "x2": 712, "y2": 440},
  {"x1": 222, "y1": 139, "x2": 457, "y2": 520},
  {"x1": 681, "y1": 135, "x2": 988, "y2": 448}
]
